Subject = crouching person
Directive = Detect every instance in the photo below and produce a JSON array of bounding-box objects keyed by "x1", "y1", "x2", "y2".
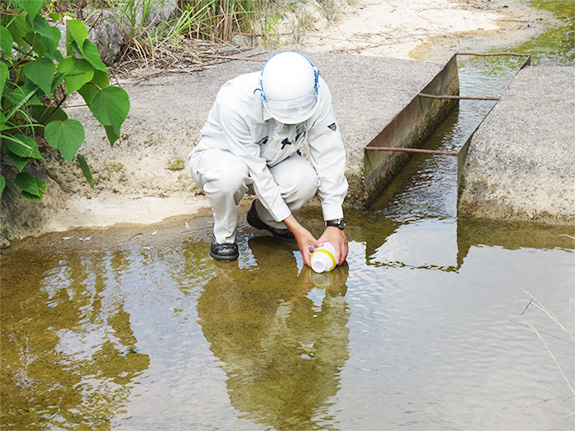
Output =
[{"x1": 189, "y1": 51, "x2": 349, "y2": 268}]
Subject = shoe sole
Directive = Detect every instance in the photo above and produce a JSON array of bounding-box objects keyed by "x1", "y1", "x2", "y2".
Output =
[{"x1": 209, "y1": 250, "x2": 239, "y2": 261}]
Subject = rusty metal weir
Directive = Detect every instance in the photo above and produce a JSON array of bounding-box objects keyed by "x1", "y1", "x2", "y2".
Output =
[{"x1": 363, "y1": 52, "x2": 531, "y2": 208}]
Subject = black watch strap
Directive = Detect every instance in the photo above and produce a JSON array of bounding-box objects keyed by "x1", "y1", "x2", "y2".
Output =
[{"x1": 325, "y1": 218, "x2": 347, "y2": 230}]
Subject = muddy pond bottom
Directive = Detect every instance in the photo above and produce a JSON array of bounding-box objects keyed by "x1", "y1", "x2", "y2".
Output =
[{"x1": 1, "y1": 207, "x2": 574, "y2": 430}]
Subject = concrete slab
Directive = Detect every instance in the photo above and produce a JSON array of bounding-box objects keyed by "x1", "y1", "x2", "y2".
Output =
[{"x1": 458, "y1": 66, "x2": 575, "y2": 225}]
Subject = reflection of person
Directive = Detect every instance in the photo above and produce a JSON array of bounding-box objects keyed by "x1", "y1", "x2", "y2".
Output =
[
  {"x1": 189, "y1": 51, "x2": 349, "y2": 266},
  {"x1": 197, "y1": 238, "x2": 350, "y2": 429}
]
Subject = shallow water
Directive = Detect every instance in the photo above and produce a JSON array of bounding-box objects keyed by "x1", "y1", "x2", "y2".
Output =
[
  {"x1": 1, "y1": 211, "x2": 574, "y2": 430},
  {"x1": 2, "y1": 4, "x2": 575, "y2": 430}
]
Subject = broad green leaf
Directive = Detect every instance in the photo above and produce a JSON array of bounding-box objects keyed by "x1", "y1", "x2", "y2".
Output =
[
  {"x1": 104, "y1": 124, "x2": 120, "y2": 146},
  {"x1": 49, "y1": 12, "x2": 62, "y2": 23},
  {"x1": 1, "y1": 144, "x2": 29, "y2": 172},
  {"x1": 1, "y1": 134, "x2": 42, "y2": 159},
  {"x1": 1, "y1": 26, "x2": 13, "y2": 59},
  {"x1": 76, "y1": 154, "x2": 94, "y2": 188},
  {"x1": 91, "y1": 86, "x2": 130, "y2": 136},
  {"x1": 5, "y1": 12, "x2": 30, "y2": 45},
  {"x1": 58, "y1": 58, "x2": 94, "y2": 93},
  {"x1": 33, "y1": 15, "x2": 61, "y2": 57},
  {"x1": 52, "y1": 49, "x2": 63, "y2": 62},
  {"x1": 66, "y1": 33, "x2": 79, "y2": 57},
  {"x1": 25, "y1": 58, "x2": 55, "y2": 95},
  {"x1": 13, "y1": 0, "x2": 43, "y2": 21},
  {"x1": 21, "y1": 190, "x2": 44, "y2": 201},
  {"x1": 66, "y1": 19, "x2": 89, "y2": 49},
  {"x1": 80, "y1": 40, "x2": 108, "y2": 72},
  {"x1": 0, "y1": 112, "x2": 6, "y2": 131},
  {"x1": 51, "y1": 72, "x2": 64, "y2": 92},
  {"x1": 78, "y1": 69, "x2": 109, "y2": 105},
  {"x1": 45, "y1": 119, "x2": 85, "y2": 164},
  {"x1": 30, "y1": 105, "x2": 68, "y2": 124},
  {"x1": 0, "y1": 175, "x2": 5, "y2": 199},
  {"x1": 14, "y1": 172, "x2": 46, "y2": 201},
  {"x1": 0, "y1": 61, "x2": 9, "y2": 93}
]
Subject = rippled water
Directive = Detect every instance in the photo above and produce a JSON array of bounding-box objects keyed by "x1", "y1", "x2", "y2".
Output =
[
  {"x1": 2, "y1": 5, "x2": 575, "y2": 430},
  {"x1": 1, "y1": 211, "x2": 573, "y2": 430}
]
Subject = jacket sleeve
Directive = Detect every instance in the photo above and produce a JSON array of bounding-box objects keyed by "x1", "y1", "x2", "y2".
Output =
[
  {"x1": 307, "y1": 86, "x2": 348, "y2": 221},
  {"x1": 216, "y1": 101, "x2": 292, "y2": 222}
]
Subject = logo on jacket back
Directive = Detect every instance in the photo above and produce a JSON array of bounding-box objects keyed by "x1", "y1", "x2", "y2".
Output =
[{"x1": 328, "y1": 123, "x2": 337, "y2": 131}]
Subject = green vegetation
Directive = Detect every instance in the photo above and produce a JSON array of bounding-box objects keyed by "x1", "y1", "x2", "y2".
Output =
[
  {"x1": 514, "y1": 0, "x2": 574, "y2": 65},
  {"x1": 1, "y1": 0, "x2": 130, "y2": 201},
  {"x1": 1, "y1": 0, "x2": 334, "y2": 202}
]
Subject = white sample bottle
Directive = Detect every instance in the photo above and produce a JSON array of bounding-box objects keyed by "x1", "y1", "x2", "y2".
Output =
[{"x1": 310, "y1": 242, "x2": 337, "y2": 273}]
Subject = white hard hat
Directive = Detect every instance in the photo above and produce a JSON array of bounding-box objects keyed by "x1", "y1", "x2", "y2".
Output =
[{"x1": 258, "y1": 51, "x2": 320, "y2": 124}]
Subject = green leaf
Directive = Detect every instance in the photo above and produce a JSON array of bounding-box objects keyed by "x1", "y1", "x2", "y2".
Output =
[
  {"x1": 76, "y1": 154, "x2": 94, "y2": 188},
  {"x1": 1, "y1": 134, "x2": 43, "y2": 159},
  {"x1": 51, "y1": 72, "x2": 64, "y2": 92},
  {"x1": 80, "y1": 40, "x2": 108, "y2": 72},
  {"x1": 0, "y1": 112, "x2": 6, "y2": 131},
  {"x1": 14, "y1": 172, "x2": 46, "y2": 201},
  {"x1": 33, "y1": 15, "x2": 61, "y2": 58},
  {"x1": 0, "y1": 175, "x2": 5, "y2": 199},
  {"x1": 0, "y1": 61, "x2": 9, "y2": 94},
  {"x1": 58, "y1": 58, "x2": 94, "y2": 93},
  {"x1": 91, "y1": 86, "x2": 130, "y2": 137},
  {"x1": 13, "y1": 0, "x2": 43, "y2": 21},
  {"x1": 5, "y1": 12, "x2": 30, "y2": 45},
  {"x1": 66, "y1": 19, "x2": 89, "y2": 50},
  {"x1": 7, "y1": 84, "x2": 41, "y2": 111},
  {"x1": 1, "y1": 26, "x2": 13, "y2": 59},
  {"x1": 1, "y1": 144, "x2": 29, "y2": 172},
  {"x1": 104, "y1": 124, "x2": 120, "y2": 146},
  {"x1": 49, "y1": 12, "x2": 62, "y2": 23},
  {"x1": 44, "y1": 119, "x2": 85, "y2": 164},
  {"x1": 24, "y1": 58, "x2": 56, "y2": 95},
  {"x1": 78, "y1": 69, "x2": 109, "y2": 105},
  {"x1": 30, "y1": 105, "x2": 68, "y2": 124}
]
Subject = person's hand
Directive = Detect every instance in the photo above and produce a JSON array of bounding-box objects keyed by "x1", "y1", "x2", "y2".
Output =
[
  {"x1": 283, "y1": 214, "x2": 320, "y2": 268},
  {"x1": 319, "y1": 227, "x2": 348, "y2": 265}
]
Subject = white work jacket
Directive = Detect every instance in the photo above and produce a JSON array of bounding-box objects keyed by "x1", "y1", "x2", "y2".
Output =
[{"x1": 192, "y1": 71, "x2": 348, "y2": 223}]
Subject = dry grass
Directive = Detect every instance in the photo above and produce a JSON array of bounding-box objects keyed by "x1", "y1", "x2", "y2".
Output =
[{"x1": 518, "y1": 291, "x2": 575, "y2": 417}]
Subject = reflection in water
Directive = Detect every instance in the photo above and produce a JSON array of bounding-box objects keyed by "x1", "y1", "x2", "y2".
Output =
[
  {"x1": 1, "y1": 248, "x2": 150, "y2": 430},
  {"x1": 197, "y1": 237, "x2": 350, "y2": 430}
]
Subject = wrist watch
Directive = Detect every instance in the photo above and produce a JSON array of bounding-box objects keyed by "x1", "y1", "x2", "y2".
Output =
[{"x1": 325, "y1": 218, "x2": 347, "y2": 230}]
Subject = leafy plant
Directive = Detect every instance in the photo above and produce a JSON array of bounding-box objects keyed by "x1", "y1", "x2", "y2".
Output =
[{"x1": 1, "y1": 0, "x2": 130, "y2": 201}]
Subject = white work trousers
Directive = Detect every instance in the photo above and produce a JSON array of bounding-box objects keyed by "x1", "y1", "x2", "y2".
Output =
[{"x1": 189, "y1": 149, "x2": 319, "y2": 244}]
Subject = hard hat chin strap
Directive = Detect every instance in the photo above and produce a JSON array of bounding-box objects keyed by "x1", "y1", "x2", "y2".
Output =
[{"x1": 254, "y1": 86, "x2": 266, "y2": 102}]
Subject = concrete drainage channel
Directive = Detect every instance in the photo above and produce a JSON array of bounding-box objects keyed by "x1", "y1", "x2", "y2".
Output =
[{"x1": 362, "y1": 52, "x2": 532, "y2": 209}]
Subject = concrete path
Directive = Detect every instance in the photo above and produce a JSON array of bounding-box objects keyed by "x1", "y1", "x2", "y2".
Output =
[
  {"x1": 66, "y1": 49, "x2": 442, "y2": 201},
  {"x1": 459, "y1": 66, "x2": 575, "y2": 225}
]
